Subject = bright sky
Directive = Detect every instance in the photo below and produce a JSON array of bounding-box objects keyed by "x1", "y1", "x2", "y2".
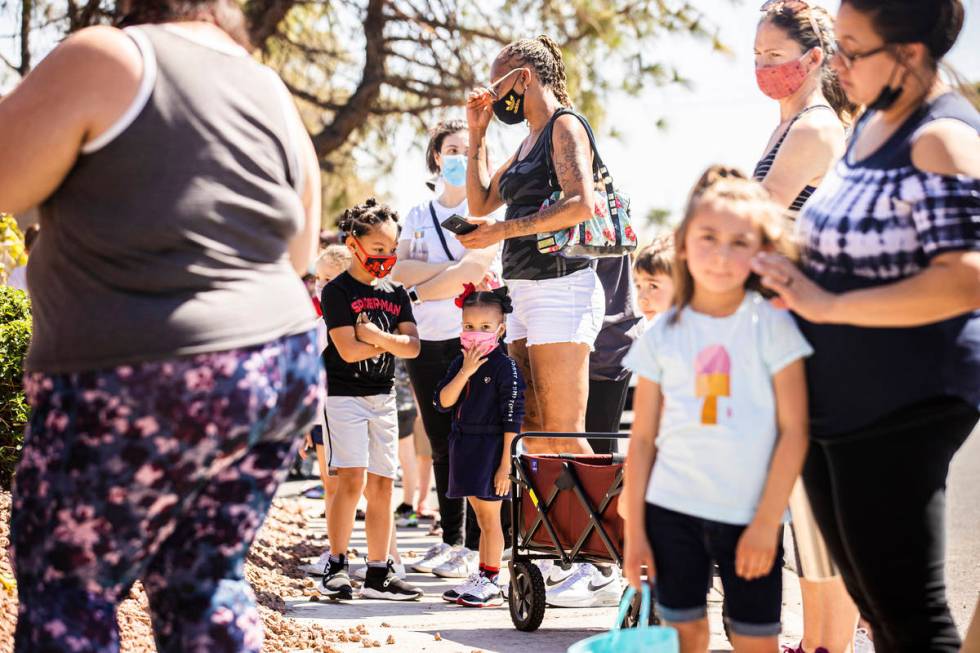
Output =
[{"x1": 1, "y1": 0, "x2": 977, "y2": 242}]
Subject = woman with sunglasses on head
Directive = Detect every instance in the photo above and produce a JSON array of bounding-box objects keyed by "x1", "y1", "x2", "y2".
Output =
[
  {"x1": 460, "y1": 35, "x2": 604, "y2": 457},
  {"x1": 753, "y1": 4, "x2": 862, "y2": 653},
  {"x1": 752, "y1": 2, "x2": 979, "y2": 651}
]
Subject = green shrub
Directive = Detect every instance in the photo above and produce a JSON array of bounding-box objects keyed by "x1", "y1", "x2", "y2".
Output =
[
  {"x1": 0, "y1": 286, "x2": 31, "y2": 489},
  {"x1": 0, "y1": 214, "x2": 27, "y2": 283}
]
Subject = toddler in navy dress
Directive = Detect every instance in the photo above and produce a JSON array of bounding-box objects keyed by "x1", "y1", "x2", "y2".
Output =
[{"x1": 435, "y1": 284, "x2": 525, "y2": 608}]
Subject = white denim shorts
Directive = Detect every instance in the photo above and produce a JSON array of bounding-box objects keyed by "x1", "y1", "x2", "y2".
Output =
[
  {"x1": 505, "y1": 267, "x2": 605, "y2": 349},
  {"x1": 325, "y1": 394, "x2": 398, "y2": 478}
]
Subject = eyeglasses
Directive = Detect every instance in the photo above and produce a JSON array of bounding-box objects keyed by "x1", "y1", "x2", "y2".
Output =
[
  {"x1": 759, "y1": 0, "x2": 823, "y2": 50},
  {"x1": 833, "y1": 41, "x2": 890, "y2": 69}
]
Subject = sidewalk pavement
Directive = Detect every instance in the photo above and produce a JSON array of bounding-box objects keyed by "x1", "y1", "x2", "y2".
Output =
[
  {"x1": 278, "y1": 481, "x2": 803, "y2": 653},
  {"x1": 278, "y1": 424, "x2": 980, "y2": 652}
]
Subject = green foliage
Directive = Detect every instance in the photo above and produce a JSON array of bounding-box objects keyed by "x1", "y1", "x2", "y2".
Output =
[
  {"x1": 645, "y1": 207, "x2": 674, "y2": 229},
  {"x1": 0, "y1": 214, "x2": 27, "y2": 284},
  {"x1": 0, "y1": 286, "x2": 31, "y2": 489}
]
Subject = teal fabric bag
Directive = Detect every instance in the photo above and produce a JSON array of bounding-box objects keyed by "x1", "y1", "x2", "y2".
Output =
[{"x1": 567, "y1": 585, "x2": 678, "y2": 653}]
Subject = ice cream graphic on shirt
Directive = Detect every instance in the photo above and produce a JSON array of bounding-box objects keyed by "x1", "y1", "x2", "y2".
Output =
[{"x1": 695, "y1": 345, "x2": 730, "y2": 425}]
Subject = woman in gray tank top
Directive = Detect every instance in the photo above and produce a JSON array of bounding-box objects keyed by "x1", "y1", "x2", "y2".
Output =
[{"x1": 0, "y1": 1, "x2": 323, "y2": 650}]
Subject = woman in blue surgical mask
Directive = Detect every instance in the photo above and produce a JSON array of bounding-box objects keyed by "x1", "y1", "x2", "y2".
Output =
[{"x1": 391, "y1": 120, "x2": 502, "y2": 575}]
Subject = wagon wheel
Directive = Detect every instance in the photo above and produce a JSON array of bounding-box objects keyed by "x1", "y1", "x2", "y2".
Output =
[
  {"x1": 619, "y1": 585, "x2": 661, "y2": 628},
  {"x1": 508, "y1": 561, "x2": 546, "y2": 632}
]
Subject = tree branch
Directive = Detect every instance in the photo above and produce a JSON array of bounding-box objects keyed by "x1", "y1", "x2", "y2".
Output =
[
  {"x1": 0, "y1": 52, "x2": 19, "y2": 76},
  {"x1": 282, "y1": 80, "x2": 346, "y2": 112},
  {"x1": 77, "y1": 0, "x2": 101, "y2": 29},
  {"x1": 385, "y1": 4, "x2": 508, "y2": 45},
  {"x1": 310, "y1": 0, "x2": 387, "y2": 158},
  {"x1": 246, "y1": 0, "x2": 299, "y2": 49},
  {"x1": 19, "y1": 0, "x2": 32, "y2": 76}
]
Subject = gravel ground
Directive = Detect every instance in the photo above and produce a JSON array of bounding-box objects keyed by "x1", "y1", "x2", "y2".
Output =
[{"x1": 1, "y1": 426, "x2": 976, "y2": 653}]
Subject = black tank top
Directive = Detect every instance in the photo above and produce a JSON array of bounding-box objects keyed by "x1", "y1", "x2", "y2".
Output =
[
  {"x1": 498, "y1": 110, "x2": 592, "y2": 280},
  {"x1": 753, "y1": 105, "x2": 834, "y2": 212}
]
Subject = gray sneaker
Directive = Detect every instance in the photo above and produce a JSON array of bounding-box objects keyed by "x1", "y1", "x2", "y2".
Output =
[
  {"x1": 299, "y1": 547, "x2": 331, "y2": 576},
  {"x1": 433, "y1": 547, "x2": 478, "y2": 579},
  {"x1": 411, "y1": 542, "x2": 454, "y2": 573}
]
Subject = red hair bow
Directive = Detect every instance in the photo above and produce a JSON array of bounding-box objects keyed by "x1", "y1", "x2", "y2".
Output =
[{"x1": 454, "y1": 283, "x2": 477, "y2": 308}]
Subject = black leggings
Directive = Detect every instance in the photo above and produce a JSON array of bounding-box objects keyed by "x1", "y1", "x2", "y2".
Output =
[
  {"x1": 406, "y1": 339, "x2": 480, "y2": 550},
  {"x1": 586, "y1": 375, "x2": 632, "y2": 454},
  {"x1": 803, "y1": 397, "x2": 977, "y2": 653}
]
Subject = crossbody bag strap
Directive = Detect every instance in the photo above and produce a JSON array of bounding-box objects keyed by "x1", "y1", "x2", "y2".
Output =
[
  {"x1": 543, "y1": 109, "x2": 623, "y2": 246},
  {"x1": 428, "y1": 202, "x2": 456, "y2": 261}
]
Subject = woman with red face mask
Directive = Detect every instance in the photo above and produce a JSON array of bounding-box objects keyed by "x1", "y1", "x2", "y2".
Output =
[
  {"x1": 753, "y1": 5, "x2": 862, "y2": 653},
  {"x1": 753, "y1": 2, "x2": 854, "y2": 213}
]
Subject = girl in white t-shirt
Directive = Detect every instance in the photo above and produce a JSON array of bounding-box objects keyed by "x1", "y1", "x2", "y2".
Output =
[{"x1": 622, "y1": 172, "x2": 811, "y2": 652}]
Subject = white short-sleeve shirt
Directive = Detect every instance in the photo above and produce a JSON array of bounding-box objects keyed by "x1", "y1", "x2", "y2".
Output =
[
  {"x1": 624, "y1": 292, "x2": 813, "y2": 525},
  {"x1": 399, "y1": 198, "x2": 501, "y2": 342}
]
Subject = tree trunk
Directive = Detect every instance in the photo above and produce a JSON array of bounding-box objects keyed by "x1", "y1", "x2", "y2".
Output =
[{"x1": 311, "y1": 0, "x2": 387, "y2": 159}]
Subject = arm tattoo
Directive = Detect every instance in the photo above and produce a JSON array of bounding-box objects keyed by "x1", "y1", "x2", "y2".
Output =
[
  {"x1": 553, "y1": 127, "x2": 588, "y2": 187},
  {"x1": 471, "y1": 143, "x2": 484, "y2": 163},
  {"x1": 499, "y1": 121, "x2": 593, "y2": 239}
]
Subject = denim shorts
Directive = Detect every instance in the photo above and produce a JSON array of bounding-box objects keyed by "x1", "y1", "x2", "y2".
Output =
[{"x1": 646, "y1": 503, "x2": 783, "y2": 638}]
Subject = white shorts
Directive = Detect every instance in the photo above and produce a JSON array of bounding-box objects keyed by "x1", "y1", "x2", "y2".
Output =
[
  {"x1": 325, "y1": 394, "x2": 398, "y2": 478},
  {"x1": 505, "y1": 267, "x2": 605, "y2": 349}
]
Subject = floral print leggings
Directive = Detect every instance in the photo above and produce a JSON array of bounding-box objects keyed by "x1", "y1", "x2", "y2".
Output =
[{"x1": 10, "y1": 331, "x2": 323, "y2": 653}]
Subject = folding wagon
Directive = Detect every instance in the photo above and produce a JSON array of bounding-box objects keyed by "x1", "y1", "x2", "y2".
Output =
[{"x1": 506, "y1": 432, "x2": 658, "y2": 632}]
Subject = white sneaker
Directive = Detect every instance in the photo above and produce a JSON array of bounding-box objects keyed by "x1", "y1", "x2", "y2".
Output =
[
  {"x1": 458, "y1": 575, "x2": 504, "y2": 608},
  {"x1": 299, "y1": 547, "x2": 332, "y2": 575},
  {"x1": 442, "y1": 572, "x2": 481, "y2": 603},
  {"x1": 498, "y1": 566, "x2": 511, "y2": 599},
  {"x1": 539, "y1": 560, "x2": 576, "y2": 594},
  {"x1": 854, "y1": 627, "x2": 876, "y2": 653},
  {"x1": 546, "y1": 563, "x2": 621, "y2": 608},
  {"x1": 433, "y1": 547, "x2": 479, "y2": 578},
  {"x1": 353, "y1": 556, "x2": 406, "y2": 580},
  {"x1": 411, "y1": 542, "x2": 454, "y2": 574}
]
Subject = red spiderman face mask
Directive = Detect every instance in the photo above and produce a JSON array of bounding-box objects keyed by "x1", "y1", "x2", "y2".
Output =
[{"x1": 352, "y1": 237, "x2": 397, "y2": 279}]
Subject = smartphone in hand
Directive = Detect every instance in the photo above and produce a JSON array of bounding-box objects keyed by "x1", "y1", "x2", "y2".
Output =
[{"x1": 441, "y1": 214, "x2": 478, "y2": 236}]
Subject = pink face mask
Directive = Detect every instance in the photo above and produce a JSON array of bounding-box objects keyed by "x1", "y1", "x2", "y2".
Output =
[
  {"x1": 755, "y1": 51, "x2": 812, "y2": 100},
  {"x1": 460, "y1": 330, "x2": 500, "y2": 356}
]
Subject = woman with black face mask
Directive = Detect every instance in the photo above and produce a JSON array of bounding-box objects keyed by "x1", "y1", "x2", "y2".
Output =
[
  {"x1": 458, "y1": 36, "x2": 605, "y2": 460},
  {"x1": 751, "y1": 1, "x2": 979, "y2": 651}
]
